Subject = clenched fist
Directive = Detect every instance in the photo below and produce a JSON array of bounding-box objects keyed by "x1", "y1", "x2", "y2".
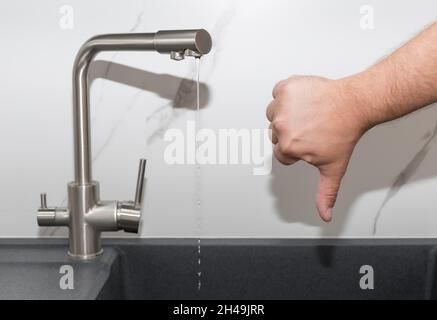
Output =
[
  {"x1": 267, "y1": 23, "x2": 437, "y2": 222},
  {"x1": 267, "y1": 76, "x2": 371, "y2": 222}
]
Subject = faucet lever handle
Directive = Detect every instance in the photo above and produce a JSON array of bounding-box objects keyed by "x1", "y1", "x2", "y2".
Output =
[
  {"x1": 40, "y1": 193, "x2": 48, "y2": 209},
  {"x1": 134, "y1": 159, "x2": 147, "y2": 208}
]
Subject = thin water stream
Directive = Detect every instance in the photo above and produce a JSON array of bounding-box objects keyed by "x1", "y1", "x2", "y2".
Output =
[{"x1": 195, "y1": 58, "x2": 202, "y2": 291}]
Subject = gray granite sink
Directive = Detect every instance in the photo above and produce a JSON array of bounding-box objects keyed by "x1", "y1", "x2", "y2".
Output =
[
  {"x1": 0, "y1": 239, "x2": 436, "y2": 299},
  {"x1": 0, "y1": 240, "x2": 116, "y2": 299}
]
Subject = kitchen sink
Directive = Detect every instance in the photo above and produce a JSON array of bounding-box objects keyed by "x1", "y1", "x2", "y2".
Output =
[{"x1": 0, "y1": 239, "x2": 436, "y2": 299}]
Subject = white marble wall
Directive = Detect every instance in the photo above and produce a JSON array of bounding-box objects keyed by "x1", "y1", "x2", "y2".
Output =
[{"x1": 1, "y1": 0, "x2": 437, "y2": 238}]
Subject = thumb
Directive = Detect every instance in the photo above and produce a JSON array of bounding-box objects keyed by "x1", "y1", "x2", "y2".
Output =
[{"x1": 316, "y1": 166, "x2": 345, "y2": 222}]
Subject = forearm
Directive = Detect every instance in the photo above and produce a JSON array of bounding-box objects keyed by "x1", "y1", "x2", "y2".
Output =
[{"x1": 342, "y1": 22, "x2": 437, "y2": 128}]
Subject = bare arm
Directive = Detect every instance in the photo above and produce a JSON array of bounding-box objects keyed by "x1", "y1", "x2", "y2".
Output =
[
  {"x1": 345, "y1": 22, "x2": 437, "y2": 126},
  {"x1": 267, "y1": 22, "x2": 437, "y2": 222}
]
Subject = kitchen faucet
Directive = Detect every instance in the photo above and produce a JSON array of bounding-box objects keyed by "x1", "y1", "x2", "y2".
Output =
[{"x1": 37, "y1": 30, "x2": 212, "y2": 260}]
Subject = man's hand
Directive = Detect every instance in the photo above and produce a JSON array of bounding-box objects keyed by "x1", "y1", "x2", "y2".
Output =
[
  {"x1": 267, "y1": 23, "x2": 437, "y2": 222},
  {"x1": 267, "y1": 76, "x2": 370, "y2": 222}
]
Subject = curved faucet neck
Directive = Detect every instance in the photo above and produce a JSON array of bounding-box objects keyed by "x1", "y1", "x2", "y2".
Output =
[{"x1": 72, "y1": 34, "x2": 156, "y2": 185}]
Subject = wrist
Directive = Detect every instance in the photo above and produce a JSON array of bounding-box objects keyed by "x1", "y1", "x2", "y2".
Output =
[
  {"x1": 336, "y1": 74, "x2": 379, "y2": 133},
  {"x1": 338, "y1": 57, "x2": 408, "y2": 130}
]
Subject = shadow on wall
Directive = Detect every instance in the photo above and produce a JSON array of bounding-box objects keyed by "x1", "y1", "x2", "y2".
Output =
[
  {"x1": 89, "y1": 60, "x2": 210, "y2": 109},
  {"x1": 38, "y1": 59, "x2": 210, "y2": 237},
  {"x1": 270, "y1": 103, "x2": 437, "y2": 240}
]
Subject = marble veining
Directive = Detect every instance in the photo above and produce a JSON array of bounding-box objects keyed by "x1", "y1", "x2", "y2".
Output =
[
  {"x1": 28, "y1": 0, "x2": 437, "y2": 239},
  {"x1": 145, "y1": 2, "x2": 239, "y2": 142},
  {"x1": 93, "y1": 10, "x2": 144, "y2": 123},
  {"x1": 372, "y1": 118, "x2": 437, "y2": 235}
]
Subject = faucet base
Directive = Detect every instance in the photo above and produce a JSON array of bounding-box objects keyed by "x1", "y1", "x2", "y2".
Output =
[
  {"x1": 67, "y1": 249, "x2": 104, "y2": 260},
  {"x1": 68, "y1": 182, "x2": 102, "y2": 258}
]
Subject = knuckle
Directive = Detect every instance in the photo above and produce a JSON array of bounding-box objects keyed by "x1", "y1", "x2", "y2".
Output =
[
  {"x1": 287, "y1": 75, "x2": 301, "y2": 81},
  {"x1": 266, "y1": 103, "x2": 276, "y2": 120},
  {"x1": 274, "y1": 80, "x2": 286, "y2": 91},
  {"x1": 277, "y1": 140, "x2": 294, "y2": 158},
  {"x1": 273, "y1": 80, "x2": 290, "y2": 97},
  {"x1": 272, "y1": 120, "x2": 287, "y2": 133},
  {"x1": 323, "y1": 187, "x2": 339, "y2": 203},
  {"x1": 325, "y1": 191, "x2": 338, "y2": 201},
  {"x1": 280, "y1": 82, "x2": 293, "y2": 93}
]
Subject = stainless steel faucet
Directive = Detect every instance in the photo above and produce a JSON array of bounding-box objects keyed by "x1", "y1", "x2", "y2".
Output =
[{"x1": 37, "y1": 30, "x2": 212, "y2": 260}]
